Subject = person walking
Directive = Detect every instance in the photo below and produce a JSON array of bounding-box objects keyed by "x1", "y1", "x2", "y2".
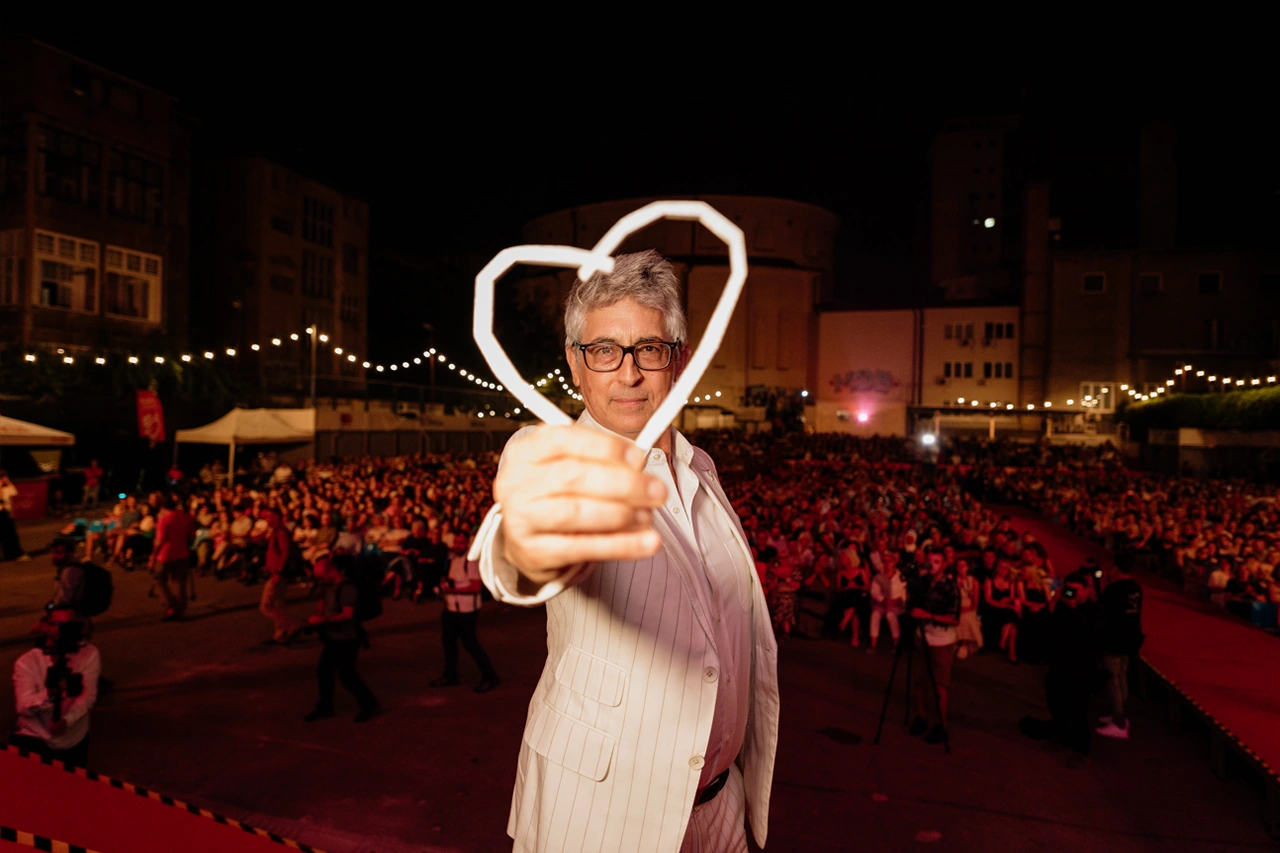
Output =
[
  {"x1": 305, "y1": 556, "x2": 380, "y2": 723},
  {"x1": 429, "y1": 534, "x2": 499, "y2": 693},
  {"x1": 150, "y1": 495, "x2": 195, "y2": 621},
  {"x1": 80, "y1": 460, "x2": 103, "y2": 512},
  {"x1": 0, "y1": 470, "x2": 30, "y2": 561},
  {"x1": 260, "y1": 510, "x2": 298, "y2": 644},
  {"x1": 1097, "y1": 556, "x2": 1144, "y2": 739}
]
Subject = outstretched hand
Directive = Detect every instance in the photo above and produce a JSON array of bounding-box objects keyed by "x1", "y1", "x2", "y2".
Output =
[{"x1": 494, "y1": 425, "x2": 667, "y2": 585}]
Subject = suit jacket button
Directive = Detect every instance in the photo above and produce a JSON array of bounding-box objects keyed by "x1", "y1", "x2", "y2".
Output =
[
  {"x1": 704, "y1": 667, "x2": 718, "y2": 683},
  {"x1": 689, "y1": 755, "x2": 705, "y2": 770}
]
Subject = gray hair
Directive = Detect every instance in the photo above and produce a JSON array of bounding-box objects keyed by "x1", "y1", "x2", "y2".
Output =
[{"x1": 563, "y1": 250, "x2": 687, "y2": 349}]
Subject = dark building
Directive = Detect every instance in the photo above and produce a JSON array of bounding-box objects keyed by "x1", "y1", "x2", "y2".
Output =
[
  {"x1": 0, "y1": 34, "x2": 191, "y2": 352},
  {"x1": 191, "y1": 155, "x2": 368, "y2": 396}
]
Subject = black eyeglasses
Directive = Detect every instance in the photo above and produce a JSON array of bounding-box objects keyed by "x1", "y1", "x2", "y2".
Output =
[{"x1": 574, "y1": 340, "x2": 680, "y2": 372}]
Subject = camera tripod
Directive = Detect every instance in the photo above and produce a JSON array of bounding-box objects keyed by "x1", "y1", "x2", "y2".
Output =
[{"x1": 872, "y1": 617, "x2": 951, "y2": 753}]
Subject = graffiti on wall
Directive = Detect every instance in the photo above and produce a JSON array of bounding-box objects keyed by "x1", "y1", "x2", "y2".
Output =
[{"x1": 829, "y1": 369, "x2": 899, "y2": 395}]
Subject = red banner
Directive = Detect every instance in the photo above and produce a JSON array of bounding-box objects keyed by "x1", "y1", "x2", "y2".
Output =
[{"x1": 136, "y1": 390, "x2": 166, "y2": 443}]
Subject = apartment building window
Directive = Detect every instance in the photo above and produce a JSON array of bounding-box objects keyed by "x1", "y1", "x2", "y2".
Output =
[
  {"x1": 945, "y1": 323, "x2": 953, "y2": 340},
  {"x1": 341, "y1": 294, "x2": 359, "y2": 325},
  {"x1": 965, "y1": 323, "x2": 974, "y2": 339},
  {"x1": 1199, "y1": 272, "x2": 1223, "y2": 293},
  {"x1": 301, "y1": 250, "x2": 334, "y2": 300},
  {"x1": 302, "y1": 197, "x2": 334, "y2": 248},
  {"x1": 343, "y1": 243, "x2": 359, "y2": 275},
  {"x1": 34, "y1": 230, "x2": 98, "y2": 311},
  {"x1": 994, "y1": 362, "x2": 1003, "y2": 378},
  {"x1": 1082, "y1": 273, "x2": 1106, "y2": 294},
  {"x1": 944, "y1": 363, "x2": 951, "y2": 378},
  {"x1": 104, "y1": 245, "x2": 161, "y2": 321},
  {"x1": 0, "y1": 125, "x2": 27, "y2": 197},
  {"x1": 270, "y1": 274, "x2": 294, "y2": 293},
  {"x1": 271, "y1": 216, "x2": 293, "y2": 235},
  {"x1": 984, "y1": 362, "x2": 993, "y2": 379},
  {"x1": 107, "y1": 151, "x2": 163, "y2": 224},
  {"x1": 985, "y1": 322, "x2": 995, "y2": 340},
  {"x1": 1139, "y1": 273, "x2": 1162, "y2": 294},
  {"x1": 1005, "y1": 322, "x2": 1015, "y2": 338},
  {"x1": 36, "y1": 125, "x2": 101, "y2": 208},
  {"x1": 1005, "y1": 361, "x2": 1013, "y2": 378},
  {"x1": 964, "y1": 362, "x2": 973, "y2": 377},
  {"x1": 1079, "y1": 382, "x2": 1115, "y2": 413}
]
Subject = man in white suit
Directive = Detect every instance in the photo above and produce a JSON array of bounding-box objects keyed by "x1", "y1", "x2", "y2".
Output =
[{"x1": 471, "y1": 250, "x2": 779, "y2": 852}]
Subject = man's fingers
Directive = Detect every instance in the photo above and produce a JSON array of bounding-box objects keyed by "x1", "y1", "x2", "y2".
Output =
[
  {"x1": 510, "y1": 425, "x2": 645, "y2": 469},
  {"x1": 523, "y1": 498, "x2": 652, "y2": 534},
  {"x1": 516, "y1": 530, "x2": 662, "y2": 571},
  {"x1": 497, "y1": 460, "x2": 665, "y2": 508}
]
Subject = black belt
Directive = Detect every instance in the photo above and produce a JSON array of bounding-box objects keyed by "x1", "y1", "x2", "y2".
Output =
[{"x1": 696, "y1": 768, "x2": 730, "y2": 806}]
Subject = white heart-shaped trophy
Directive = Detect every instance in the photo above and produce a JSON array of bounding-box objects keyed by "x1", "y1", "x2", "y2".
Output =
[{"x1": 472, "y1": 200, "x2": 748, "y2": 453}]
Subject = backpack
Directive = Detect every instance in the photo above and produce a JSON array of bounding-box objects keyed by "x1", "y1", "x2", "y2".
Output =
[
  {"x1": 339, "y1": 555, "x2": 383, "y2": 622},
  {"x1": 79, "y1": 561, "x2": 114, "y2": 617}
]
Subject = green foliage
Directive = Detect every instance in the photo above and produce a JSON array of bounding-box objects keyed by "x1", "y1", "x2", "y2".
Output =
[{"x1": 1119, "y1": 386, "x2": 1280, "y2": 435}]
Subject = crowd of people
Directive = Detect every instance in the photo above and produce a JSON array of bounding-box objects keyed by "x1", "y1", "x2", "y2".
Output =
[{"x1": 18, "y1": 432, "x2": 1237, "y2": 766}]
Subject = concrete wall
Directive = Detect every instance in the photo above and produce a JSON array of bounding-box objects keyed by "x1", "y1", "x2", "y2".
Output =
[{"x1": 815, "y1": 310, "x2": 916, "y2": 436}]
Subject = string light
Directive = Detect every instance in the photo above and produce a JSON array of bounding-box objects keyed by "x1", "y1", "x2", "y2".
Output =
[
  {"x1": 63, "y1": 356, "x2": 74, "y2": 364},
  {"x1": 23, "y1": 354, "x2": 35, "y2": 362},
  {"x1": 94, "y1": 357, "x2": 105, "y2": 365},
  {"x1": 154, "y1": 356, "x2": 165, "y2": 364},
  {"x1": 251, "y1": 344, "x2": 260, "y2": 351},
  {"x1": 128, "y1": 356, "x2": 138, "y2": 364},
  {"x1": 181, "y1": 354, "x2": 191, "y2": 362}
]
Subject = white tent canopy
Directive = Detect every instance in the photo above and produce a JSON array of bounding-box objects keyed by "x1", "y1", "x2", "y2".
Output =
[
  {"x1": 174, "y1": 408, "x2": 315, "y2": 474},
  {"x1": 0, "y1": 414, "x2": 76, "y2": 447}
]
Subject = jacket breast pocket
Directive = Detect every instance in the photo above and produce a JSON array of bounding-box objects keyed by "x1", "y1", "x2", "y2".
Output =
[
  {"x1": 523, "y1": 699, "x2": 616, "y2": 782},
  {"x1": 553, "y1": 645, "x2": 627, "y2": 707}
]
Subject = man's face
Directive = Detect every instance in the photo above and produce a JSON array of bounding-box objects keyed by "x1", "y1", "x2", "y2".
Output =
[{"x1": 566, "y1": 297, "x2": 682, "y2": 442}]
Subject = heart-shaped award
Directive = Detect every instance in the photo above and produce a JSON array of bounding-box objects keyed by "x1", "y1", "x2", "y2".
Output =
[{"x1": 472, "y1": 200, "x2": 747, "y2": 452}]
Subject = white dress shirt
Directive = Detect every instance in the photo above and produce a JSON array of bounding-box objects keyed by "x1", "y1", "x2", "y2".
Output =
[{"x1": 13, "y1": 643, "x2": 101, "y2": 750}]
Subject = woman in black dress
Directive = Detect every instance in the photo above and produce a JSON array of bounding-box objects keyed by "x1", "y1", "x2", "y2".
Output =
[
  {"x1": 983, "y1": 560, "x2": 1022, "y2": 664},
  {"x1": 835, "y1": 551, "x2": 872, "y2": 648}
]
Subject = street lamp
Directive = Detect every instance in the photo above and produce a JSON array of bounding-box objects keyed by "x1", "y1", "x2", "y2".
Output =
[
  {"x1": 423, "y1": 323, "x2": 436, "y2": 403},
  {"x1": 309, "y1": 325, "x2": 318, "y2": 409}
]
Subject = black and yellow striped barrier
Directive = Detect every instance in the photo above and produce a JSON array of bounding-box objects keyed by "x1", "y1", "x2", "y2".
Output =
[
  {"x1": 1, "y1": 824, "x2": 102, "y2": 853},
  {"x1": 1141, "y1": 656, "x2": 1279, "y2": 780},
  {"x1": 2, "y1": 744, "x2": 326, "y2": 853}
]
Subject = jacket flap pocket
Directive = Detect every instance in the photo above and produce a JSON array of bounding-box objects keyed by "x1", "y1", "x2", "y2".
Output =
[
  {"x1": 553, "y1": 645, "x2": 626, "y2": 707},
  {"x1": 524, "y1": 700, "x2": 616, "y2": 782}
]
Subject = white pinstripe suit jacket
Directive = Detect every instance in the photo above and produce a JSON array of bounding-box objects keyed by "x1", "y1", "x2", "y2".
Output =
[{"x1": 473, "y1": 424, "x2": 780, "y2": 853}]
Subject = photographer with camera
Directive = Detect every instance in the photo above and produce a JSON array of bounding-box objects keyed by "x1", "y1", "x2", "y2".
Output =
[
  {"x1": 1020, "y1": 571, "x2": 1099, "y2": 763},
  {"x1": 11, "y1": 605, "x2": 100, "y2": 768},
  {"x1": 303, "y1": 555, "x2": 381, "y2": 723},
  {"x1": 907, "y1": 549, "x2": 960, "y2": 746}
]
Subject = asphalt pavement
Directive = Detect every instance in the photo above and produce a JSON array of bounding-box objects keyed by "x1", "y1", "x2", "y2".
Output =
[{"x1": 0, "y1": 519, "x2": 1273, "y2": 853}]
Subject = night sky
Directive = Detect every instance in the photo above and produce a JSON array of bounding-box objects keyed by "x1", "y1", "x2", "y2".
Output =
[{"x1": 5, "y1": 7, "x2": 1277, "y2": 302}]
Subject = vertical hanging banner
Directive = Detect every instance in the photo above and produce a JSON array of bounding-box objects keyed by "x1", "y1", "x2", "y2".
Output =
[{"x1": 136, "y1": 390, "x2": 166, "y2": 443}]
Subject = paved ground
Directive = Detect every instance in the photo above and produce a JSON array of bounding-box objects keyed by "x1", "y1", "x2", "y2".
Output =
[{"x1": 0, "y1": 517, "x2": 1275, "y2": 853}]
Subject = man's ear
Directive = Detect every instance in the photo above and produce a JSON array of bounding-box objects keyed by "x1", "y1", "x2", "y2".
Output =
[
  {"x1": 566, "y1": 346, "x2": 581, "y2": 387},
  {"x1": 673, "y1": 343, "x2": 691, "y2": 379}
]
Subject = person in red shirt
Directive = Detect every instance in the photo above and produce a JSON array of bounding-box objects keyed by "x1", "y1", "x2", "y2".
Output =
[
  {"x1": 260, "y1": 510, "x2": 298, "y2": 644},
  {"x1": 149, "y1": 495, "x2": 196, "y2": 622},
  {"x1": 81, "y1": 460, "x2": 103, "y2": 511}
]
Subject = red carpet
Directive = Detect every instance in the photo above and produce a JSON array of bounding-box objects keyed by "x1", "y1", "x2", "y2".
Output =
[
  {"x1": 1011, "y1": 508, "x2": 1280, "y2": 776},
  {"x1": 0, "y1": 747, "x2": 317, "y2": 853}
]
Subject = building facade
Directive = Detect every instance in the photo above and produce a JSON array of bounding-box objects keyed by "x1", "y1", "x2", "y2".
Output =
[
  {"x1": 518, "y1": 195, "x2": 840, "y2": 411},
  {"x1": 920, "y1": 305, "x2": 1021, "y2": 408},
  {"x1": 1047, "y1": 248, "x2": 1280, "y2": 413},
  {"x1": 194, "y1": 156, "x2": 369, "y2": 395},
  {"x1": 0, "y1": 35, "x2": 191, "y2": 352},
  {"x1": 814, "y1": 310, "x2": 917, "y2": 435}
]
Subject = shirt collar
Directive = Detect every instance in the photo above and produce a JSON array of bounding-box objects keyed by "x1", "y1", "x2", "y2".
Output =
[{"x1": 575, "y1": 408, "x2": 695, "y2": 469}]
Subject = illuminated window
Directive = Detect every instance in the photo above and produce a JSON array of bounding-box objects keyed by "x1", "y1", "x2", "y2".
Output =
[
  {"x1": 33, "y1": 230, "x2": 98, "y2": 312},
  {"x1": 1079, "y1": 382, "x2": 1116, "y2": 413},
  {"x1": 104, "y1": 244, "x2": 161, "y2": 321}
]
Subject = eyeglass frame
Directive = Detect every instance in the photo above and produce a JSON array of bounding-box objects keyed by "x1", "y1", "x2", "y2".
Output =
[{"x1": 572, "y1": 340, "x2": 683, "y2": 373}]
